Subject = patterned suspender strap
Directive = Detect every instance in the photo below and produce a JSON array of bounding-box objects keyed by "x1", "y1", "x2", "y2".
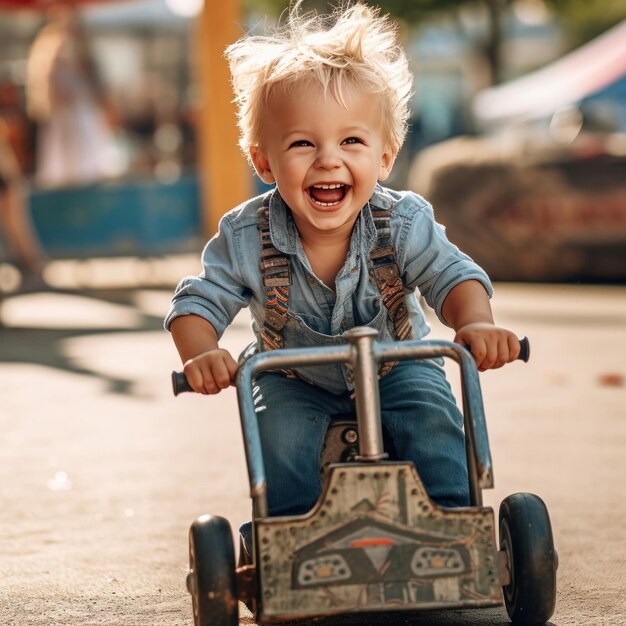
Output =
[
  {"x1": 257, "y1": 205, "x2": 291, "y2": 352},
  {"x1": 369, "y1": 208, "x2": 413, "y2": 378},
  {"x1": 369, "y1": 208, "x2": 414, "y2": 342},
  {"x1": 256, "y1": 205, "x2": 410, "y2": 381}
]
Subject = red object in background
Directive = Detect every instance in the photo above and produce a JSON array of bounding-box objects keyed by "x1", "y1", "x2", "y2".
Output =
[{"x1": 0, "y1": 0, "x2": 121, "y2": 9}]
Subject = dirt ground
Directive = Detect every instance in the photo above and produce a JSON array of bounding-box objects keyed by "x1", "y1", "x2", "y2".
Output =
[{"x1": 1, "y1": 278, "x2": 625, "y2": 625}]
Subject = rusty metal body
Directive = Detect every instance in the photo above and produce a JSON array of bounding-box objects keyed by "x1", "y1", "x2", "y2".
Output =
[
  {"x1": 252, "y1": 463, "x2": 502, "y2": 621},
  {"x1": 234, "y1": 327, "x2": 505, "y2": 622}
]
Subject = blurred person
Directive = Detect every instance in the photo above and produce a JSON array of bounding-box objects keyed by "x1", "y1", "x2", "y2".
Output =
[
  {"x1": 25, "y1": 4, "x2": 126, "y2": 188},
  {"x1": 0, "y1": 116, "x2": 47, "y2": 286}
]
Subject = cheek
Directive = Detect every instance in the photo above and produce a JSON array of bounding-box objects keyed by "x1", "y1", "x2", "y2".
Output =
[
  {"x1": 354, "y1": 155, "x2": 386, "y2": 179},
  {"x1": 281, "y1": 160, "x2": 308, "y2": 181}
]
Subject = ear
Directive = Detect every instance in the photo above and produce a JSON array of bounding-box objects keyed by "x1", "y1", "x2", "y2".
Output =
[
  {"x1": 250, "y1": 146, "x2": 275, "y2": 184},
  {"x1": 378, "y1": 145, "x2": 397, "y2": 182}
]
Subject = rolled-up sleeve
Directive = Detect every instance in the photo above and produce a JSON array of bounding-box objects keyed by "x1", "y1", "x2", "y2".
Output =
[
  {"x1": 164, "y1": 215, "x2": 252, "y2": 338},
  {"x1": 398, "y1": 194, "x2": 493, "y2": 326}
]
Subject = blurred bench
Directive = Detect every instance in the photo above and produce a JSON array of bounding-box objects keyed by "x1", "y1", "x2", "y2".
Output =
[{"x1": 29, "y1": 174, "x2": 203, "y2": 259}]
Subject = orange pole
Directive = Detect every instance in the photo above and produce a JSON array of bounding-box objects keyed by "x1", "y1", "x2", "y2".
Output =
[{"x1": 194, "y1": 0, "x2": 251, "y2": 237}]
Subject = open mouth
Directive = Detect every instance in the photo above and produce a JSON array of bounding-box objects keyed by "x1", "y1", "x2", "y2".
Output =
[{"x1": 307, "y1": 183, "x2": 349, "y2": 207}]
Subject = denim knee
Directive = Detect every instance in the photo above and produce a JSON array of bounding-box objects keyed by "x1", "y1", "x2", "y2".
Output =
[
  {"x1": 379, "y1": 361, "x2": 469, "y2": 506},
  {"x1": 254, "y1": 374, "x2": 336, "y2": 517}
]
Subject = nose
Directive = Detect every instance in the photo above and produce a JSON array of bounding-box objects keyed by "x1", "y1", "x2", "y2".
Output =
[{"x1": 314, "y1": 144, "x2": 341, "y2": 170}]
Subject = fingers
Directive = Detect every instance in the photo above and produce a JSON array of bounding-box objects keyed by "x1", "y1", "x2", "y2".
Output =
[
  {"x1": 507, "y1": 333, "x2": 521, "y2": 362},
  {"x1": 225, "y1": 354, "x2": 239, "y2": 384},
  {"x1": 456, "y1": 326, "x2": 521, "y2": 371},
  {"x1": 481, "y1": 337, "x2": 509, "y2": 371},
  {"x1": 466, "y1": 336, "x2": 487, "y2": 369},
  {"x1": 208, "y1": 359, "x2": 232, "y2": 392},
  {"x1": 183, "y1": 350, "x2": 239, "y2": 394},
  {"x1": 182, "y1": 363, "x2": 209, "y2": 394}
]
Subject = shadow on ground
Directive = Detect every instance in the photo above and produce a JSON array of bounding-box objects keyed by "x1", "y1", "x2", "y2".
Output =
[
  {"x1": 238, "y1": 605, "x2": 555, "y2": 625},
  {"x1": 0, "y1": 286, "x2": 166, "y2": 396}
]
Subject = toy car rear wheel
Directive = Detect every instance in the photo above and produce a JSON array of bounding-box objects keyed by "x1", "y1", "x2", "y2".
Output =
[
  {"x1": 499, "y1": 493, "x2": 557, "y2": 625},
  {"x1": 187, "y1": 514, "x2": 238, "y2": 626}
]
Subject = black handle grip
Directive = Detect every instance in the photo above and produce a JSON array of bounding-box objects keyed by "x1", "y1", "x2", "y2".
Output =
[
  {"x1": 518, "y1": 336, "x2": 530, "y2": 363},
  {"x1": 171, "y1": 371, "x2": 194, "y2": 396}
]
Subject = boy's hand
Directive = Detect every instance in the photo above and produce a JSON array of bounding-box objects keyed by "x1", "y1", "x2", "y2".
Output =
[
  {"x1": 453, "y1": 322, "x2": 520, "y2": 372},
  {"x1": 182, "y1": 348, "x2": 239, "y2": 394}
]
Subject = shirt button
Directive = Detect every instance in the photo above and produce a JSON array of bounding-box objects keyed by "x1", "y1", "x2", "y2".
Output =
[{"x1": 308, "y1": 276, "x2": 316, "y2": 285}]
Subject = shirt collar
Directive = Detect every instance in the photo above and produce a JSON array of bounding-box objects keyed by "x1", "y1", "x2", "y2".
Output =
[
  {"x1": 267, "y1": 184, "x2": 394, "y2": 254},
  {"x1": 268, "y1": 189, "x2": 298, "y2": 253}
]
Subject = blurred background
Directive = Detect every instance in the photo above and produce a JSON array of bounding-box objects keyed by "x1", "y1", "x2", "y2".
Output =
[
  {"x1": 0, "y1": 0, "x2": 626, "y2": 292},
  {"x1": 1, "y1": 5, "x2": 625, "y2": 624},
  {"x1": 0, "y1": 0, "x2": 625, "y2": 291}
]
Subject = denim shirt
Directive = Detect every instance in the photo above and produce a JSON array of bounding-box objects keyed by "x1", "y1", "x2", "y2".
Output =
[{"x1": 165, "y1": 185, "x2": 492, "y2": 394}]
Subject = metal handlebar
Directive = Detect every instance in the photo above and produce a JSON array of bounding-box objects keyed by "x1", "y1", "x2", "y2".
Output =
[
  {"x1": 172, "y1": 330, "x2": 530, "y2": 517},
  {"x1": 171, "y1": 336, "x2": 530, "y2": 395}
]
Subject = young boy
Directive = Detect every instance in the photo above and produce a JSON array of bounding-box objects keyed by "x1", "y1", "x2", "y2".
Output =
[{"x1": 165, "y1": 2, "x2": 520, "y2": 523}]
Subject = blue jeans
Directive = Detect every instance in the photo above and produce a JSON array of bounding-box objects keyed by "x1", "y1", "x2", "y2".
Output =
[{"x1": 240, "y1": 360, "x2": 469, "y2": 549}]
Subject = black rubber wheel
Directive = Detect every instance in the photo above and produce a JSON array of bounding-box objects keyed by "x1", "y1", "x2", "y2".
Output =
[
  {"x1": 499, "y1": 493, "x2": 557, "y2": 625},
  {"x1": 187, "y1": 514, "x2": 238, "y2": 626}
]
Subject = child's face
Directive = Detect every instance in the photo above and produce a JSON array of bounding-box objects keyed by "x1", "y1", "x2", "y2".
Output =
[{"x1": 250, "y1": 81, "x2": 395, "y2": 239}]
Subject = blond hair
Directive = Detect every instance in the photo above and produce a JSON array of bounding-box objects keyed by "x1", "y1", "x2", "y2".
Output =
[{"x1": 226, "y1": 1, "x2": 413, "y2": 159}]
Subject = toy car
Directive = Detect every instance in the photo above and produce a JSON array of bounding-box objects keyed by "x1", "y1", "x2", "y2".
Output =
[{"x1": 172, "y1": 327, "x2": 557, "y2": 626}]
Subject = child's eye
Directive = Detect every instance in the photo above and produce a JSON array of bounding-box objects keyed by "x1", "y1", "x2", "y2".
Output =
[
  {"x1": 289, "y1": 140, "x2": 312, "y2": 148},
  {"x1": 342, "y1": 137, "x2": 363, "y2": 145}
]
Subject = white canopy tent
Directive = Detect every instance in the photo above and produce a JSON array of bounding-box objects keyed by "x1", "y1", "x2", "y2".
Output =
[{"x1": 472, "y1": 20, "x2": 626, "y2": 128}]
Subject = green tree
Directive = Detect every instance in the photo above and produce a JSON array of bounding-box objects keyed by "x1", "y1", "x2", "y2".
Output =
[
  {"x1": 546, "y1": 0, "x2": 626, "y2": 45},
  {"x1": 244, "y1": 0, "x2": 515, "y2": 83},
  {"x1": 245, "y1": 0, "x2": 626, "y2": 84}
]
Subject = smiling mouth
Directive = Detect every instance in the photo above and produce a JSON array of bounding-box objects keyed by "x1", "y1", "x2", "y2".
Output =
[{"x1": 307, "y1": 183, "x2": 349, "y2": 207}]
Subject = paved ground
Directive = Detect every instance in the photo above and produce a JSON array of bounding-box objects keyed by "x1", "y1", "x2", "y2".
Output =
[{"x1": 1, "y1": 266, "x2": 625, "y2": 625}]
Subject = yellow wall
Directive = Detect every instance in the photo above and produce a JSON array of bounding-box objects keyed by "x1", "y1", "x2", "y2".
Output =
[{"x1": 195, "y1": 0, "x2": 252, "y2": 236}]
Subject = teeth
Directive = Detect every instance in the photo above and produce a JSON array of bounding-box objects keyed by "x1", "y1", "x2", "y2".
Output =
[
  {"x1": 316, "y1": 200, "x2": 340, "y2": 207},
  {"x1": 312, "y1": 183, "x2": 343, "y2": 189}
]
